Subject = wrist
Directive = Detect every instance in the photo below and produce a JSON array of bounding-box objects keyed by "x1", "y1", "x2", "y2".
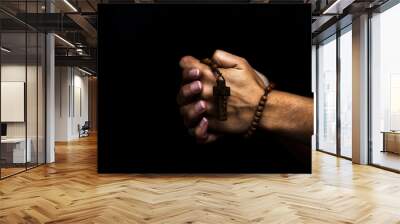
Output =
[
  {"x1": 243, "y1": 83, "x2": 274, "y2": 138},
  {"x1": 254, "y1": 69, "x2": 269, "y2": 87},
  {"x1": 248, "y1": 71, "x2": 267, "y2": 111},
  {"x1": 258, "y1": 90, "x2": 286, "y2": 132}
]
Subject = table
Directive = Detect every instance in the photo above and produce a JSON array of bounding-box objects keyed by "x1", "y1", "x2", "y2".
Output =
[
  {"x1": 381, "y1": 131, "x2": 400, "y2": 154},
  {"x1": 1, "y1": 138, "x2": 32, "y2": 164}
]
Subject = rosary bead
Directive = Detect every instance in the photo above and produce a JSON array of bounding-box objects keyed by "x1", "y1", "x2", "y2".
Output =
[{"x1": 244, "y1": 83, "x2": 274, "y2": 138}]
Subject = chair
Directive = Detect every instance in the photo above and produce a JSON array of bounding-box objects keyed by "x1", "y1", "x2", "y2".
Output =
[{"x1": 78, "y1": 121, "x2": 90, "y2": 138}]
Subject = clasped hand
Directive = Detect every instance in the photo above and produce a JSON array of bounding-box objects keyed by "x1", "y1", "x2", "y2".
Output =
[{"x1": 177, "y1": 50, "x2": 266, "y2": 143}]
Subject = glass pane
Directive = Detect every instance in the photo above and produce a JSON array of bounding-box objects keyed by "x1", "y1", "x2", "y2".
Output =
[
  {"x1": 1, "y1": 31, "x2": 27, "y2": 177},
  {"x1": 340, "y1": 29, "x2": 352, "y2": 158},
  {"x1": 317, "y1": 36, "x2": 337, "y2": 154},
  {"x1": 27, "y1": 31, "x2": 38, "y2": 169},
  {"x1": 38, "y1": 32, "x2": 45, "y2": 165},
  {"x1": 371, "y1": 4, "x2": 400, "y2": 171},
  {"x1": 73, "y1": 68, "x2": 89, "y2": 139}
]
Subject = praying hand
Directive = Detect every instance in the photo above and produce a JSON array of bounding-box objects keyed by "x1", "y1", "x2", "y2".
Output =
[{"x1": 177, "y1": 50, "x2": 313, "y2": 144}]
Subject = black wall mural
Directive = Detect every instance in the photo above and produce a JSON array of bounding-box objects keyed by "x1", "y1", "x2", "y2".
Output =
[{"x1": 98, "y1": 4, "x2": 312, "y2": 173}]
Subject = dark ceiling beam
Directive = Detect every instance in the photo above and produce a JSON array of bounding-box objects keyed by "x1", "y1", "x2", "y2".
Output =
[
  {"x1": 48, "y1": 0, "x2": 97, "y2": 47},
  {"x1": 55, "y1": 55, "x2": 96, "y2": 71},
  {"x1": 0, "y1": 8, "x2": 37, "y2": 31},
  {"x1": 86, "y1": 0, "x2": 97, "y2": 11},
  {"x1": 67, "y1": 13, "x2": 97, "y2": 46},
  {"x1": 12, "y1": 13, "x2": 81, "y2": 32}
]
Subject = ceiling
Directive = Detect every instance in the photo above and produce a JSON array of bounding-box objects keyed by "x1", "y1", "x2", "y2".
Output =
[{"x1": 0, "y1": 0, "x2": 391, "y2": 73}]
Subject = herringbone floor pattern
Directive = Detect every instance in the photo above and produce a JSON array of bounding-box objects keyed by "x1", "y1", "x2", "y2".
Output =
[{"x1": 1, "y1": 135, "x2": 400, "y2": 223}]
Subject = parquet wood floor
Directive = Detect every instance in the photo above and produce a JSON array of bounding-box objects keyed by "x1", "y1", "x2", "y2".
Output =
[{"x1": 1, "y1": 135, "x2": 400, "y2": 223}]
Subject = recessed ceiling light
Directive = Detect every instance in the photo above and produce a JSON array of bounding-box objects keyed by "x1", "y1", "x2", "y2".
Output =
[
  {"x1": 322, "y1": 0, "x2": 354, "y2": 15},
  {"x1": 78, "y1": 67, "x2": 93, "y2": 76},
  {"x1": 1, "y1": 47, "x2": 11, "y2": 53},
  {"x1": 63, "y1": 0, "x2": 78, "y2": 12},
  {"x1": 54, "y1": 34, "x2": 75, "y2": 48}
]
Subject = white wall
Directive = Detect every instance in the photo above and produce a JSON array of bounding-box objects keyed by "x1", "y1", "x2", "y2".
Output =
[
  {"x1": 55, "y1": 66, "x2": 89, "y2": 141},
  {"x1": 1, "y1": 63, "x2": 46, "y2": 164},
  {"x1": 1, "y1": 65, "x2": 27, "y2": 141},
  {"x1": 1, "y1": 64, "x2": 41, "y2": 138},
  {"x1": 72, "y1": 72, "x2": 89, "y2": 138},
  {"x1": 55, "y1": 66, "x2": 70, "y2": 141}
]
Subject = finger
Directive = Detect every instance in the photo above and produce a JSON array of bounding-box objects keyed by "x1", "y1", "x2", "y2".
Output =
[
  {"x1": 212, "y1": 49, "x2": 247, "y2": 69},
  {"x1": 180, "y1": 56, "x2": 215, "y2": 82},
  {"x1": 182, "y1": 68, "x2": 201, "y2": 83},
  {"x1": 180, "y1": 100, "x2": 207, "y2": 127},
  {"x1": 177, "y1": 81, "x2": 202, "y2": 105},
  {"x1": 194, "y1": 118, "x2": 219, "y2": 144},
  {"x1": 207, "y1": 118, "x2": 231, "y2": 135},
  {"x1": 179, "y1": 56, "x2": 200, "y2": 70},
  {"x1": 203, "y1": 133, "x2": 219, "y2": 144},
  {"x1": 203, "y1": 101, "x2": 216, "y2": 117},
  {"x1": 195, "y1": 117, "x2": 209, "y2": 142},
  {"x1": 177, "y1": 79, "x2": 214, "y2": 106}
]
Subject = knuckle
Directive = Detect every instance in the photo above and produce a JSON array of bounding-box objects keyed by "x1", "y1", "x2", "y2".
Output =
[
  {"x1": 203, "y1": 69, "x2": 214, "y2": 80},
  {"x1": 238, "y1": 57, "x2": 248, "y2": 64},
  {"x1": 180, "y1": 56, "x2": 193, "y2": 66},
  {"x1": 213, "y1": 49, "x2": 222, "y2": 58}
]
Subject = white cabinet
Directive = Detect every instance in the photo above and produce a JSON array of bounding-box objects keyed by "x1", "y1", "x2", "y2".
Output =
[{"x1": 1, "y1": 138, "x2": 32, "y2": 163}]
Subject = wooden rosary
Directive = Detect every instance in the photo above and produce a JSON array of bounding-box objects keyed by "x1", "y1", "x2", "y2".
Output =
[
  {"x1": 200, "y1": 58, "x2": 230, "y2": 121},
  {"x1": 200, "y1": 57, "x2": 274, "y2": 138},
  {"x1": 244, "y1": 83, "x2": 274, "y2": 138}
]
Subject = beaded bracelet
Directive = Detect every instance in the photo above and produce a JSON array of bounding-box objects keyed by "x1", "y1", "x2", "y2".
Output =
[{"x1": 244, "y1": 83, "x2": 274, "y2": 138}]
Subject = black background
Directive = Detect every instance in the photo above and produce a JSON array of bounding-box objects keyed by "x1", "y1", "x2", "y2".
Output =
[{"x1": 98, "y1": 4, "x2": 312, "y2": 173}]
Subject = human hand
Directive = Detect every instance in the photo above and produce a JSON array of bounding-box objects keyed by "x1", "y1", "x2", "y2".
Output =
[{"x1": 177, "y1": 50, "x2": 267, "y2": 143}]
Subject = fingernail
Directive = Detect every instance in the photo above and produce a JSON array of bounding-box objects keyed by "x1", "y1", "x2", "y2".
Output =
[
  {"x1": 200, "y1": 118, "x2": 208, "y2": 138},
  {"x1": 189, "y1": 68, "x2": 199, "y2": 78},
  {"x1": 200, "y1": 117, "x2": 208, "y2": 127},
  {"x1": 195, "y1": 101, "x2": 206, "y2": 113},
  {"x1": 190, "y1": 81, "x2": 202, "y2": 92}
]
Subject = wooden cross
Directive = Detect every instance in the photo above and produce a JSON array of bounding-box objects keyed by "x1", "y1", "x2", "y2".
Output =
[
  {"x1": 200, "y1": 58, "x2": 230, "y2": 121},
  {"x1": 213, "y1": 77, "x2": 230, "y2": 121}
]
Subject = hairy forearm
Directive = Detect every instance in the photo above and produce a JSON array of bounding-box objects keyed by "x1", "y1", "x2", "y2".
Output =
[{"x1": 259, "y1": 90, "x2": 313, "y2": 144}]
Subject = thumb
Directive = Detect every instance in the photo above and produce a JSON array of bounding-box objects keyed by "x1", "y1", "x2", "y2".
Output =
[{"x1": 212, "y1": 49, "x2": 247, "y2": 69}]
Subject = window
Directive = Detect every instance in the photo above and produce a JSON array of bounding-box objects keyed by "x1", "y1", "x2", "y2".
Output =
[
  {"x1": 317, "y1": 35, "x2": 337, "y2": 154},
  {"x1": 317, "y1": 25, "x2": 353, "y2": 158},
  {"x1": 370, "y1": 2, "x2": 400, "y2": 171},
  {"x1": 0, "y1": 1, "x2": 46, "y2": 179},
  {"x1": 339, "y1": 27, "x2": 352, "y2": 158}
]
